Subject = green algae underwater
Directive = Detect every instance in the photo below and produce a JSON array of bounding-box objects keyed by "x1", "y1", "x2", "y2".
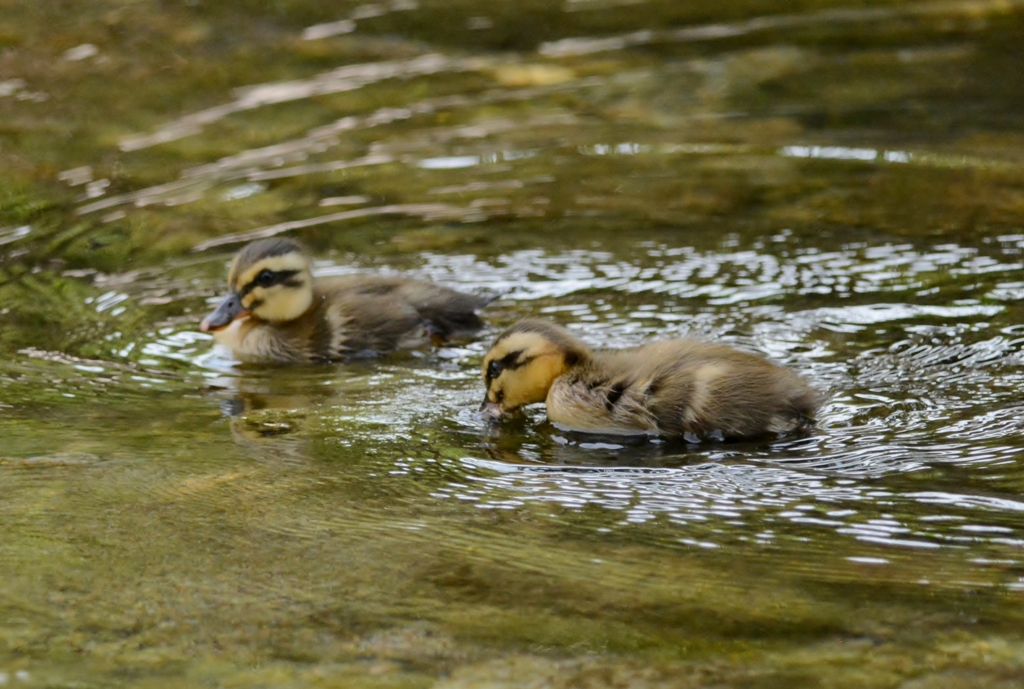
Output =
[{"x1": 5, "y1": 0, "x2": 1024, "y2": 686}]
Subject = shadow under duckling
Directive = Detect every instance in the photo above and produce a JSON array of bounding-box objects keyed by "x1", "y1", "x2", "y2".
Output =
[
  {"x1": 480, "y1": 319, "x2": 823, "y2": 441},
  {"x1": 200, "y1": 237, "x2": 495, "y2": 363}
]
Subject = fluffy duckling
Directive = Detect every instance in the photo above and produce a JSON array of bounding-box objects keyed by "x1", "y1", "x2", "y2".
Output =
[
  {"x1": 480, "y1": 319, "x2": 822, "y2": 441},
  {"x1": 200, "y1": 237, "x2": 494, "y2": 363}
]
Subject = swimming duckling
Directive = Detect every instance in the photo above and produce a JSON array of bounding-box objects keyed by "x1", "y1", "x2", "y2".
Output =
[
  {"x1": 200, "y1": 237, "x2": 494, "y2": 363},
  {"x1": 480, "y1": 319, "x2": 822, "y2": 441}
]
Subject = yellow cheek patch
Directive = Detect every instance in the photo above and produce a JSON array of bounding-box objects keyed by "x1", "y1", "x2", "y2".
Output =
[
  {"x1": 250, "y1": 283, "x2": 313, "y2": 323},
  {"x1": 241, "y1": 289, "x2": 263, "y2": 309},
  {"x1": 499, "y1": 353, "x2": 569, "y2": 409}
]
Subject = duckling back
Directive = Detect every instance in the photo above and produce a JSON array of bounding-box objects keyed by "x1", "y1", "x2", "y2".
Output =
[
  {"x1": 319, "y1": 276, "x2": 495, "y2": 356},
  {"x1": 548, "y1": 339, "x2": 821, "y2": 440}
]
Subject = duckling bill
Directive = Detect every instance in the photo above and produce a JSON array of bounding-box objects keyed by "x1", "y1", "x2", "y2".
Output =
[
  {"x1": 201, "y1": 237, "x2": 494, "y2": 363},
  {"x1": 480, "y1": 319, "x2": 822, "y2": 441}
]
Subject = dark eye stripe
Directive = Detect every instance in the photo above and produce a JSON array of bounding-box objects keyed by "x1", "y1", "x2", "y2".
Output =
[
  {"x1": 485, "y1": 350, "x2": 534, "y2": 385},
  {"x1": 500, "y1": 351, "x2": 522, "y2": 368},
  {"x1": 239, "y1": 269, "x2": 300, "y2": 295}
]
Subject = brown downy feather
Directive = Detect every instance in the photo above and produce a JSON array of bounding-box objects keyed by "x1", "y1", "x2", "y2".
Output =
[{"x1": 481, "y1": 319, "x2": 822, "y2": 441}]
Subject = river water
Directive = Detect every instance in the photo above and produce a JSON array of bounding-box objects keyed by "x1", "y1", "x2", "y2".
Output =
[{"x1": 4, "y1": 0, "x2": 1024, "y2": 686}]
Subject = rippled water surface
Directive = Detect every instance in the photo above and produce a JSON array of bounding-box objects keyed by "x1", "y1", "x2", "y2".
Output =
[{"x1": 5, "y1": 0, "x2": 1024, "y2": 686}]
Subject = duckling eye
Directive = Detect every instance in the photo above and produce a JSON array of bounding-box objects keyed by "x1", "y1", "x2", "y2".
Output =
[
  {"x1": 255, "y1": 269, "x2": 276, "y2": 288},
  {"x1": 487, "y1": 360, "x2": 503, "y2": 382}
]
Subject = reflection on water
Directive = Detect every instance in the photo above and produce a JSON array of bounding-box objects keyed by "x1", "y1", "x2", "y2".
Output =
[
  {"x1": 540, "y1": 0, "x2": 1024, "y2": 56},
  {"x1": 439, "y1": 455, "x2": 1024, "y2": 558},
  {"x1": 6, "y1": 0, "x2": 1024, "y2": 685}
]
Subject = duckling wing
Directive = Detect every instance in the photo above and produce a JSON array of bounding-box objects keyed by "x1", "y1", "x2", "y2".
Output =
[
  {"x1": 632, "y1": 341, "x2": 822, "y2": 439},
  {"x1": 548, "y1": 341, "x2": 820, "y2": 440},
  {"x1": 392, "y1": 280, "x2": 496, "y2": 339},
  {"x1": 318, "y1": 276, "x2": 494, "y2": 354}
]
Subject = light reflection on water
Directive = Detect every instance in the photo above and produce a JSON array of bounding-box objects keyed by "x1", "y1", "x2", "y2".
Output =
[
  {"x1": 429, "y1": 452, "x2": 1024, "y2": 557},
  {"x1": 540, "y1": 0, "x2": 1024, "y2": 56}
]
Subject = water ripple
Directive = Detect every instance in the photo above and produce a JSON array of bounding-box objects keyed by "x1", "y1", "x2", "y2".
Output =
[
  {"x1": 540, "y1": 0, "x2": 1024, "y2": 56},
  {"x1": 431, "y1": 456, "x2": 1024, "y2": 557}
]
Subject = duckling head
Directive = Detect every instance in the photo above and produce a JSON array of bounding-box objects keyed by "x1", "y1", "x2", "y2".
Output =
[
  {"x1": 200, "y1": 238, "x2": 314, "y2": 332},
  {"x1": 480, "y1": 319, "x2": 588, "y2": 417}
]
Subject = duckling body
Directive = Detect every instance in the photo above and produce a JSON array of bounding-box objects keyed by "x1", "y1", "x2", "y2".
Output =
[
  {"x1": 201, "y1": 238, "x2": 493, "y2": 363},
  {"x1": 481, "y1": 319, "x2": 822, "y2": 440}
]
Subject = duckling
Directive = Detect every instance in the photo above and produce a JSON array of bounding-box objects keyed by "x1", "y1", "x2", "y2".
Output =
[
  {"x1": 480, "y1": 319, "x2": 822, "y2": 441},
  {"x1": 200, "y1": 237, "x2": 494, "y2": 363}
]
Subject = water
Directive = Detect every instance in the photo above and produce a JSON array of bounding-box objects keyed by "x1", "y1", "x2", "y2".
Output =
[{"x1": 4, "y1": 0, "x2": 1024, "y2": 686}]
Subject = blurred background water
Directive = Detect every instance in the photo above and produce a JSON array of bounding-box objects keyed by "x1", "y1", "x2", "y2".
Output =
[{"x1": 4, "y1": 0, "x2": 1024, "y2": 686}]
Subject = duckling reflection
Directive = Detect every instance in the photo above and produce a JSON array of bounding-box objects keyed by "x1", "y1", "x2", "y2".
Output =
[
  {"x1": 480, "y1": 319, "x2": 822, "y2": 441},
  {"x1": 204, "y1": 364, "x2": 371, "y2": 451},
  {"x1": 201, "y1": 237, "x2": 495, "y2": 363}
]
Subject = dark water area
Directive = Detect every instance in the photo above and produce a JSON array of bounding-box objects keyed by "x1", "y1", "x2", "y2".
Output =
[{"x1": 4, "y1": 0, "x2": 1024, "y2": 686}]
